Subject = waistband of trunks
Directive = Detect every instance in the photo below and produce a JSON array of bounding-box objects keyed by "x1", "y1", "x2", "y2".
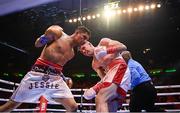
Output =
[
  {"x1": 31, "y1": 64, "x2": 62, "y2": 75},
  {"x1": 35, "y1": 58, "x2": 63, "y2": 71},
  {"x1": 106, "y1": 58, "x2": 126, "y2": 71},
  {"x1": 31, "y1": 58, "x2": 63, "y2": 75}
]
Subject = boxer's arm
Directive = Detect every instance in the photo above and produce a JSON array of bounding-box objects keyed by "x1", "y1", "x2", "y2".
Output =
[
  {"x1": 35, "y1": 25, "x2": 63, "y2": 47},
  {"x1": 97, "y1": 38, "x2": 127, "y2": 54},
  {"x1": 95, "y1": 67, "x2": 106, "y2": 79},
  {"x1": 92, "y1": 59, "x2": 105, "y2": 79},
  {"x1": 106, "y1": 41, "x2": 127, "y2": 54}
]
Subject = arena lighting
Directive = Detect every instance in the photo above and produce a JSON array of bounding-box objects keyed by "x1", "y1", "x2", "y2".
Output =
[
  {"x1": 87, "y1": 15, "x2": 91, "y2": 20},
  {"x1": 138, "y1": 5, "x2": 144, "y2": 11},
  {"x1": 157, "y1": 4, "x2": 161, "y2": 8},
  {"x1": 82, "y1": 17, "x2": 86, "y2": 21},
  {"x1": 2, "y1": 72, "x2": 24, "y2": 77},
  {"x1": 150, "y1": 4, "x2": 156, "y2": 9},
  {"x1": 104, "y1": 1, "x2": 120, "y2": 10},
  {"x1": 75, "y1": 74, "x2": 85, "y2": 78},
  {"x1": 103, "y1": 1, "x2": 119, "y2": 18},
  {"x1": 96, "y1": 13, "x2": 100, "y2": 17},
  {"x1": 143, "y1": 48, "x2": 151, "y2": 54},
  {"x1": 122, "y1": 9, "x2": 126, "y2": 13},
  {"x1": 18, "y1": 73, "x2": 23, "y2": 77},
  {"x1": 3, "y1": 73, "x2": 9, "y2": 76},
  {"x1": 145, "y1": 5, "x2": 150, "y2": 10},
  {"x1": 134, "y1": 7, "x2": 138, "y2": 12},
  {"x1": 69, "y1": 19, "x2": 72, "y2": 23},
  {"x1": 117, "y1": 9, "x2": 122, "y2": 14},
  {"x1": 73, "y1": 19, "x2": 77, "y2": 22},
  {"x1": 127, "y1": 8, "x2": 133, "y2": 13},
  {"x1": 91, "y1": 74, "x2": 97, "y2": 77},
  {"x1": 67, "y1": 3, "x2": 161, "y2": 23},
  {"x1": 104, "y1": 9, "x2": 116, "y2": 17},
  {"x1": 150, "y1": 68, "x2": 176, "y2": 75},
  {"x1": 78, "y1": 17, "x2": 81, "y2": 21},
  {"x1": 92, "y1": 15, "x2": 96, "y2": 19},
  {"x1": 165, "y1": 69, "x2": 176, "y2": 73},
  {"x1": 150, "y1": 70, "x2": 162, "y2": 75}
]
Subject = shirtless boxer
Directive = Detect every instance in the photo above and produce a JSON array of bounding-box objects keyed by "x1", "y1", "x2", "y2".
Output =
[
  {"x1": 0, "y1": 25, "x2": 90, "y2": 112},
  {"x1": 79, "y1": 39, "x2": 131, "y2": 112}
]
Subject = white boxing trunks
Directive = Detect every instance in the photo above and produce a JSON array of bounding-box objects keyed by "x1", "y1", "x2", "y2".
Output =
[
  {"x1": 93, "y1": 58, "x2": 131, "y2": 97},
  {"x1": 11, "y1": 58, "x2": 74, "y2": 104}
]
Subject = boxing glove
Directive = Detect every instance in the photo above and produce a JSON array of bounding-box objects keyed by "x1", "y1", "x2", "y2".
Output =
[
  {"x1": 83, "y1": 88, "x2": 96, "y2": 100},
  {"x1": 39, "y1": 25, "x2": 63, "y2": 45},
  {"x1": 39, "y1": 35, "x2": 49, "y2": 45},
  {"x1": 83, "y1": 81, "x2": 102, "y2": 100},
  {"x1": 83, "y1": 81, "x2": 112, "y2": 100}
]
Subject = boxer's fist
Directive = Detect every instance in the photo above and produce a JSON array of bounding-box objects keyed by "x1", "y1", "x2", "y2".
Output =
[
  {"x1": 83, "y1": 88, "x2": 96, "y2": 100},
  {"x1": 66, "y1": 78, "x2": 73, "y2": 88},
  {"x1": 45, "y1": 25, "x2": 63, "y2": 41}
]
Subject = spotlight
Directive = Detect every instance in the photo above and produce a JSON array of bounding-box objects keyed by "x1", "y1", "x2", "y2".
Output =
[
  {"x1": 134, "y1": 8, "x2": 138, "y2": 12},
  {"x1": 87, "y1": 15, "x2": 91, "y2": 20},
  {"x1": 73, "y1": 19, "x2": 77, "y2": 22},
  {"x1": 150, "y1": 4, "x2": 156, "y2": 9},
  {"x1": 127, "y1": 8, "x2": 133, "y2": 13},
  {"x1": 138, "y1": 5, "x2": 144, "y2": 11},
  {"x1": 157, "y1": 4, "x2": 161, "y2": 8},
  {"x1": 92, "y1": 15, "x2": 96, "y2": 19},
  {"x1": 69, "y1": 19, "x2": 72, "y2": 23},
  {"x1": 82, "y1": 17, "x2": 86, "y2": 20},
  {"x1": 104, "y1": 9, "x2": 116, "y2": 17},
  {"x1": 96, "y1": 14, "x2": 100, "y2": 18},
  {"x1": 122, "y1": 9, "x2": 126, "y2": 13},
  {"x1": 145, "y1": 5, "x2": 150, "y2": 10},
  {"x1": 117, "y1": 10, "x2": 122, "y2": 14},
  {"x1": 78, "y1": 17, "x2": 81, "y2": 21}
]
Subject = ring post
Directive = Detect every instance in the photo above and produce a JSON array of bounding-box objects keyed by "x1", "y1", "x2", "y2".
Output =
[{"x1": 39, "y1": 96, "x2": 48, "y2": 113}]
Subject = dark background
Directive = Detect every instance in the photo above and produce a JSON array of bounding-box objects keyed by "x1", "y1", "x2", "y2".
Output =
[{"x1": 0, "y1": 0, "x2": 180, "y2": 86}]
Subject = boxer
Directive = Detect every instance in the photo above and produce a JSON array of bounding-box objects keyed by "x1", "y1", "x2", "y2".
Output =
[
  {"x1": 0, "y1": 25, "x2": 91, "y2": 112},
  {"x1": 79, "y1": 39, "x2": 131, "y2": 112}
]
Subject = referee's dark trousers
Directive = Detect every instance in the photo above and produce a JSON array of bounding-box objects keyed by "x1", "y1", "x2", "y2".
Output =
[{"x1": 129, "y1": 81, "x2": 163, "y2": 112}]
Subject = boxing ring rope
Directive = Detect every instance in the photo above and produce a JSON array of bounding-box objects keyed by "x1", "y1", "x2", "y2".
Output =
[
  {"x1": 155, "y1": 85, "x2": 180, "y2": 89},
  {"x1": 0, "y1": 78, "x2": 180, "y2": 112},
  {"x1": 0, "y1": 79, "x2": 19, "y2": 86},
  {"x1": 1, "y1": 87, "x2": 180, "y2": 97},
  {"x1": 11, "y1": 108, "x2": 180, "y2": 112},
  {"x1": 1, "y1": 79, "x2": 180, "y2": 89}
]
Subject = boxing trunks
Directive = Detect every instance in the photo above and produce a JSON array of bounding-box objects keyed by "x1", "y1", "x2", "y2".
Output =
[
  {"x1": 11, "y1": 58, "x2": 74, "y2": 104},
  {"x1": 94, "y1": 57, "x2": 131, "y2": 97}
]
